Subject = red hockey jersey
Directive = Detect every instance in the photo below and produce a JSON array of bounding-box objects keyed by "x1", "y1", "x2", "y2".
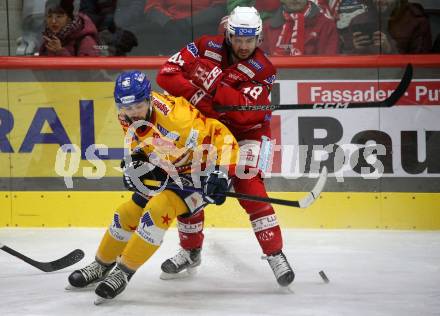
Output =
[{"x1": 157, "y1": 34, "x2": 276, "y2": 136}]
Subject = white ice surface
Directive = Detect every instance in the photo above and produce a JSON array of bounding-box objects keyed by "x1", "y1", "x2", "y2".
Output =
[{"x1": 0, "y1": 228, "x2": 439, "y2": 316}]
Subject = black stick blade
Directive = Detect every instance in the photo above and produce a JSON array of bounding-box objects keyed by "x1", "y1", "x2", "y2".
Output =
[
  {"x1": 1, "y1": 245, "x2": 85, "y2": 272},
  {"x1": 43, "y1": 249, "x2": 85, "y2": 272}
]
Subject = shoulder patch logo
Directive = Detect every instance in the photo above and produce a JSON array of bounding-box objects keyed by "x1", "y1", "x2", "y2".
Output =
[
  {"x1": 186, "y1": 42, "x2": 199, "y2": 57},
  {"x1": 207, "y1": 40, "x2": 223, "y2": 50},
  {"x1": 248, "y1": 59, "x2": 263, "y2": 71}
]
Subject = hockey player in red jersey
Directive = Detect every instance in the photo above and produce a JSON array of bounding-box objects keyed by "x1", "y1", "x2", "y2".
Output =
[{"x1": 156, "y1": 6, "x2": 295, "y2": 287}]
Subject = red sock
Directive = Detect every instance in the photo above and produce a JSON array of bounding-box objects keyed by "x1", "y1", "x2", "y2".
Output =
[{"x1": 177, "y1": 210, "x2": 204, "y2": 250}]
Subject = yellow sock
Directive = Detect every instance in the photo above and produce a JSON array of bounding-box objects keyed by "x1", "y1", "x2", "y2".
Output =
[
  {"x1": 121, "y1": 190, "x2": 188, "y2": 270},
  {"x1": 121, "y1": 233, "x2": 160, "y2": 270},
  {"x1": 96, "y1": 231, "x2": 127, "y2": 264},
  {"x1": 96, "y1": 198, "x2": 144, "y2": 264}
]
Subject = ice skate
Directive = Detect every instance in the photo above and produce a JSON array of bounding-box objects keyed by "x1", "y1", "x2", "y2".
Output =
[
  {"x1": 160, "y1": 248, "x2": 201, "y2": 280},
  {"x1": 263, "y1": 251, "x2": 295, "y2": 287},
  {"x1": 66, "y1": 260, "x2": 116, "y2": 290},
  {"x1": 94, "y1": 264, "x2": 134, "y2": 304}
]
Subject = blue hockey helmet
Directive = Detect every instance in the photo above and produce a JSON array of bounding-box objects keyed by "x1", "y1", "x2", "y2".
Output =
[{"x1": 114, "y1": 71, "x2": 152, "y2": 108}]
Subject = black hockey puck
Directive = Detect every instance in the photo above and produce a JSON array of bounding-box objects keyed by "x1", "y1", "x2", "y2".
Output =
[{"x1": 319, "y1": 270, "x2": 329, "y2": 283}]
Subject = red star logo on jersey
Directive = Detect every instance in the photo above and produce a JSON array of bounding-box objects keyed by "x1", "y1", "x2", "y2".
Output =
[
  {"x1": 161, "y1": 214, "x2": 171, "y2": 226},
  {"x1": 196, "y1": 112, "x2": 206, "y2": 124},
  {"x1": 214, "y1": 127, "x2": 222, "y2": 137}
]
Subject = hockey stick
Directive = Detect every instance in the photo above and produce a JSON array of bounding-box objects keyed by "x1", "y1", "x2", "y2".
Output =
[
  {"x1": 0, "y1": 243, "x2": 84, "y2": 272},
  {"x1": 214, "y1": 63, "x2": 413, "y2": 112},
  {"x1": 141, "y1": 166, "x2": 327, "y2": 208}
]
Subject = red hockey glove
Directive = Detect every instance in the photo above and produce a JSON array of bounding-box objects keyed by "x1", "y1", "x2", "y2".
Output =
[
  {"x1": 221, "y1": 68, "x2": 249, "y2": 88},
  {"x1": 188, "y1": 58, "x2": 223, "y2": 94},
  {"x1": 189, "y1": 88, "x2": 220, "y2": 120}
]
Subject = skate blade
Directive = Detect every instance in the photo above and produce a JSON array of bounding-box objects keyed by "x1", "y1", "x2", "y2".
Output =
[
  {"x1": 94, "y1": 296, "x2": 110, "y2": 305},
  {"x1": 278, "y1": 284, "x2": 294, "y2": 294},
  {"x1": 160, "y1": 267, "x2": 198, "y2": 280},
  {"x1": 65, "y1": 283, "x2": 96, "y2": 291}
]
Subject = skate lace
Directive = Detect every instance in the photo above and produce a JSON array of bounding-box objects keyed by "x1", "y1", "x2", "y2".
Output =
[
  {"x1": 81, "y1": 261, "x2": 106, "y2": 282},
  {"x1": 263, "y1": 253, "x2": 291, "y2": 278},
  {"x1": 171, "y1": 248, "x2": 193, "y2": 266},
  {"x1": 103, "y1": 268, "x2": 127, "y2": 291}
]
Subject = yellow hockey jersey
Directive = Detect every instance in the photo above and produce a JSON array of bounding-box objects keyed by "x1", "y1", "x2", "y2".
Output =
[{"x1": 119, "y1": 91, "x2": 239, "y2": 175}]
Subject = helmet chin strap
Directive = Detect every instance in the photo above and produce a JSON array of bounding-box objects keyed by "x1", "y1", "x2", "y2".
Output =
[{"x1": 145, "y1": 98, "x2": 152, "y2": 121}]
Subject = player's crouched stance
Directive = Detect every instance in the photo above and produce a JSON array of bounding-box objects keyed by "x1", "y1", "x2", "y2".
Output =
[{"x1": 66, "y1": 71, "x2": 238, "y2": 304}]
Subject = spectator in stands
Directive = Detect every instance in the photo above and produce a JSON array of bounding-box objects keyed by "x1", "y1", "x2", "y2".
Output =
[
  {"x1": 39, "y1": 0, "x2": 100, "y2": 56},
  {"x1": 325, "y1": 0, "x2": 368, "y2": 26},
  {"x1": 79, "y1": 0, "x2": 138, "y2": 56},
  {"x1": 80, "y1": 0, "x2": 117, "y2": 31},
  {"x1": 227, "y1": 0, "x2": 333, "y2": 19},
  {"x1": 312, "y1": 0, "x2": 334, "y2": 17},
  {"x1": 219, "y1": 0, "x2": 333, "y2": 34},
  {"x1": 346, "y1": 0, "x2": 432, "y2": 54},
  {"x1": 139, "y1": 0, "x2": 227, "y2": 55},
  {"x1": 261, "y1": 0, "x2": 339, "y2": 55},
  {"x1": 16, "y1": 2, "x2": 46, "y2": 56},
  {"x1": 325, "y1": 0, "x2": 369, "y2": 53}
]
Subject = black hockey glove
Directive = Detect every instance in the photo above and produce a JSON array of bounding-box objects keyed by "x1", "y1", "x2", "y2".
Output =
[
  {"x1": 121, "y1": 153, "x2": 166, "y2": 193},
  {"x1": 202, "y1": 169, "x2": 230, "y2": 205},
  {"x1": 121, "y1": 153, "x2": 147, "y2": 192},
  {"x1": 120, "y1": 151, "x2": 147, "y2": 170}
]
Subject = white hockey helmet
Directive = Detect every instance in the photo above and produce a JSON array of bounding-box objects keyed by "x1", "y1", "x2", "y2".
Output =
[{"x1": 226, "y1": 6, "x2": 263, "y2": 46}]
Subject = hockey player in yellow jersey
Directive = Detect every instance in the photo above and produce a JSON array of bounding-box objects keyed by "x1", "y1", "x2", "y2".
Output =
[{"x1": 67, "y1": 71, "x2": 238, "y2": 304}]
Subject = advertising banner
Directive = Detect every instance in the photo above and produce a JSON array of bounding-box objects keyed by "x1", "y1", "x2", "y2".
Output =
[
  {"x1": 0, "y1": 78, "x2": 439, "y2": 228},
  {"x1": 0, "y1": 82, "x2": 122, "y2": 180},
  {"x1": 273, "y1": 80, "x2": 440, "y2": 180},
  {"x1": 0, "y1": 80, "x2": 439, "y2": 185}
]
